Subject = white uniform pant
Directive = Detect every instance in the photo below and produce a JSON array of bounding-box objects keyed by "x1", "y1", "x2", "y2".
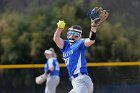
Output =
[
  {"x1": 45, "y1": 75, "x2": 60, "y2": 93},
  {"x1": 69, "y1": 75, "x2": 93, "y2": 93}
]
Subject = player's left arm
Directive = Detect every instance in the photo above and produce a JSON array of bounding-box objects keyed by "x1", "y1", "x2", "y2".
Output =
[
  {"x1": 85, "y1": 7, "x2": 109, "y2": 47},
  {"x1": 84, "y1": 23, "x2": 97, "y2": 47},
  {"x1": 44, "y1": 59, "x2": 55, "y2": 76},
  {"x1": 47, "y1": 59, "x2": 54, "y2": 72}
]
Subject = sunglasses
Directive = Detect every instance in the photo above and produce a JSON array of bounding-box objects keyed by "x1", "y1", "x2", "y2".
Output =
[{"x1": 67, "y1": 31, "x2": 80, "y2": 37}]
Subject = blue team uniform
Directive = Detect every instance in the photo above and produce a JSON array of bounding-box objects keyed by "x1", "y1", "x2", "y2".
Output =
[
  {"x1": 44, "y1": 57, "x2": 60, "y2": 76},
  {"x1": 61, "y1": 39, "x2": 88, "y2": 78}
]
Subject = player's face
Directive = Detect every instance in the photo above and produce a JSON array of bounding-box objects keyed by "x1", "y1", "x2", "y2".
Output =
[
  {"x1": 44, "y1": 54, "x2": 52, "y2": 59},
  {"x1": 67, "y1": 30, "x2": 81, "y2": 43}
]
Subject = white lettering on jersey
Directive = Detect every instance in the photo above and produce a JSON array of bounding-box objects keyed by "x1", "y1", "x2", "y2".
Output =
[{"x1": 63, "y1": 50, "x2": 73, "y2": 57}]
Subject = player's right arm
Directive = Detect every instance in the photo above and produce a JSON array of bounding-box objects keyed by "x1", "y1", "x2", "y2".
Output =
[
  {"x1": 53, "y1": 20, "x2": 65, "y2": 49},
  {"x1": 53, "y1": 28, "x2": 64, "y2": 49}
]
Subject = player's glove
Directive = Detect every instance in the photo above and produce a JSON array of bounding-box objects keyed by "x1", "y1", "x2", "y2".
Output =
[
  {"x1": 35, "y1": 73, "x2": 47, "y2": 85},
  {"x1": 57, "y1": 20, "x2": 66, "y2": 29},
  {"x1": 88, "y1": 7, "x2": 109, "y2": 27}
]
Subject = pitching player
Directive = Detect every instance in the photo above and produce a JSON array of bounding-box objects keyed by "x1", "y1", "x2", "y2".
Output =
[
  {"x1": 53, "y1": 7, "x2": 108, "y2": 93},
  {"x1": 35, "y1": 48, "x2": 60, "y2": 93}
]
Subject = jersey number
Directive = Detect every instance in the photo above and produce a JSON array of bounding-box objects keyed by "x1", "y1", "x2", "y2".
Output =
[{"x1": 64, "y1": 58, "x2": 69, "y2": 66}]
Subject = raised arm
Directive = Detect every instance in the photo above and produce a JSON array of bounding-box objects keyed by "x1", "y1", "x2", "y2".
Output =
[
  {"x1": 84, "y1": 22, "x2": 97, "y2": 47},
  {"x1": 53, "y1": 20, "x2": 65, "y2": 49},
  {"x1": 85, "y1": 7, "x2": 109, "y2": 47},
  {"x1": 53, "y1": 28, "x2": 64, "y2": 49}
]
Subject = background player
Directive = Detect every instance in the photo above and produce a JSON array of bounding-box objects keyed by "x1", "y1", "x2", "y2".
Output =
[{"x1": 35, "y1": 48, "x2": 60, "y2": 93}]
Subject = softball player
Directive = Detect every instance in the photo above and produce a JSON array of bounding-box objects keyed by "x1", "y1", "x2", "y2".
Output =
[
  {"x1": 53, "y1": 20, "x2": 97, "y2": 93},
  {"x1": 35, "y1": 48, "x2": 60, "y2": 93}
]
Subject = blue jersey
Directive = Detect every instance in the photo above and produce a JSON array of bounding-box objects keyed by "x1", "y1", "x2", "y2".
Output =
[
  {"x1": 61, "y1": 39, "x2": 88, "y2": 77},
  {"x1": 44, "y1": 57, "x2": 60, "y2": 76}
]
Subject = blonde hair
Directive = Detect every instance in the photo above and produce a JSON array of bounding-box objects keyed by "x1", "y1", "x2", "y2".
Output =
[{"x1": 49, "y1": 48, "x2": 57, "y2": 58}]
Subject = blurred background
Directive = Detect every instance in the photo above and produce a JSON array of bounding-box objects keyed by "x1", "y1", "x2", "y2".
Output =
[{"x1": 0, "y1": 0, "x2": 140, "y2": 93}]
